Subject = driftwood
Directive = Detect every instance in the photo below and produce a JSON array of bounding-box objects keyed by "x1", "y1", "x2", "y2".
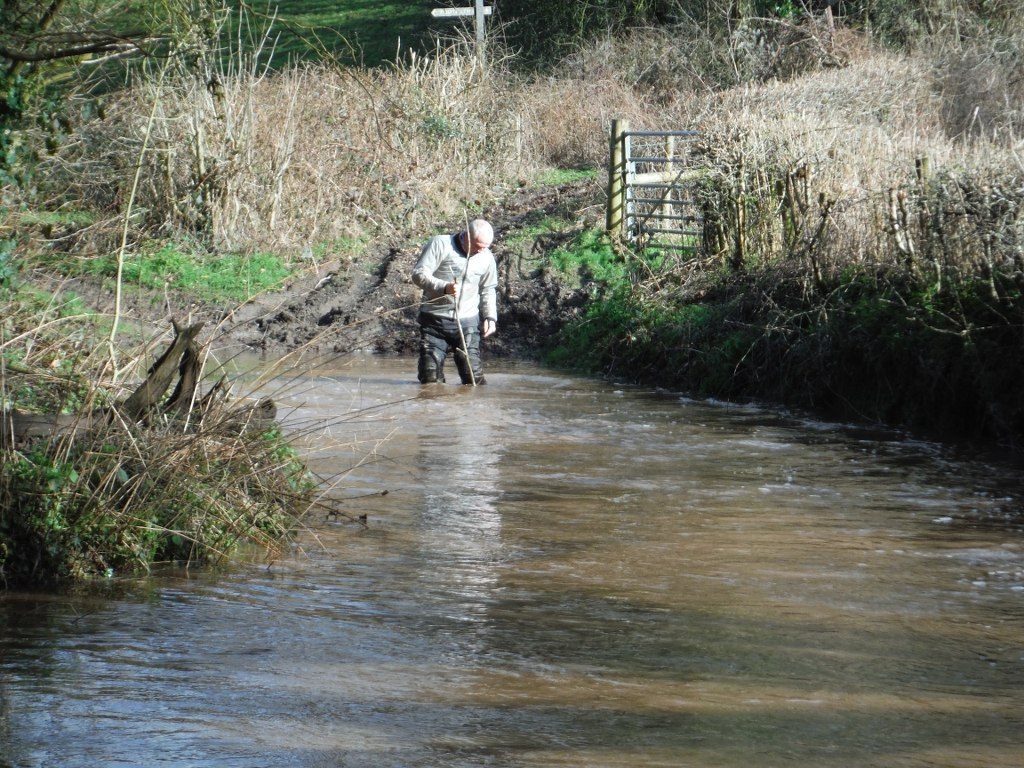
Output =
[
  {"x1": 121, "y1": 319, "x2": 204, "y2": 421},
  {"x1": 2, "y1": 321, "x2": 276, "y2": 449}
]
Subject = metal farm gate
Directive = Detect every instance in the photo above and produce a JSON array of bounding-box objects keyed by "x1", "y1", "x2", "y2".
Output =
[{"x1": 605, "y1": 119, "x2": 703, "y2": 254}]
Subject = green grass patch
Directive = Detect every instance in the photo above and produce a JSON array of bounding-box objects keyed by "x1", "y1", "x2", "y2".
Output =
[
  {"x1": 227, "y1": 0, "x2": 448, "y2": 68},
  {"x1": 548, "y1": 229, "x2": 630, "y2": 287},
  {"x1": 15, "y1": 209, "x2": 96, "y2": 228},
  {"x1": 501, "y1": 215, "x2": 575, "y2": 251},
  {"x1": 319, "y1": 234, "x2": 370, "y2": 260},
  {"x1": 545, "y1": 284, "x2": 722, "y2": 376},
  {"x1": 535, "y1": 167, "x2": 600, "y2": 186},
  {"x1": 545, "y1": 229, "x2": 684, "y2": 289},
  {"x1": 13, "y1": 284, "x2": 90, "y2": 319},
  {"x1": 90, "y1": 243, "x2": 293, "y2": 304},
  {"x1": 87, "y1": 1, "x2": 454, "y2": 81}
]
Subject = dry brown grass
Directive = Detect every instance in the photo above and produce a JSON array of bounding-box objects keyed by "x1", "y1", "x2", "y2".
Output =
[
  {"x1": 43, "y1": 40, "x2": 549, "y2": 256},
  {"x1": 933, "y1": 32, "x2": 1024, "y2": 142},
  {"x1": 663, "y1": 47, "x2": 1023, "y2": 288},
  {"x1": 29, "y1": 33, "x2": 662, "y2": 258},
  {"x1": 24, "y1": 20, "x2": 1024, "y2": 292}
]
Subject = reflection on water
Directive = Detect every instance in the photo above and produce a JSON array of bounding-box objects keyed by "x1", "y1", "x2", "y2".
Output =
[{"x1": 3, "y1": 356, "x2": 1024, "y2": 768}]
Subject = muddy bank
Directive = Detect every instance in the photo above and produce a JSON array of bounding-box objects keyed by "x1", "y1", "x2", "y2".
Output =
[
  {"x1": 21, "y1": 181, "x2": 596, "y2": 367},
  {"x1": 208, "y1": 181, "x2": 598, "y2": 362}
]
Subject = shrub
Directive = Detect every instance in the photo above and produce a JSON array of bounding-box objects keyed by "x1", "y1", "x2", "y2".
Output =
[
  {"x1": 1, "y1": 287, "x2": 317, "y2": 587},
  {"x1": 0, "y1": 399, "x2": 312, "y2": 587}
]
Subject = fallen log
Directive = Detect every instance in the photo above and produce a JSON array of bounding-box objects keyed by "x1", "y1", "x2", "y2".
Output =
[
  {"x1": 1, "y1": 410, "x2": 105, "y2": 447},
  {"x1": 2, "y1": 320, "x2": 275, "y2": 450}
]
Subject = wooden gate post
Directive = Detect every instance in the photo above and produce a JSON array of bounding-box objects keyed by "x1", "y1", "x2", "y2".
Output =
[
  {"x1": 606, "y1": 119, "x2": 628, "y2": 235},
  {"x1": 661, "y1": 134, "x2": 676, "y2": 235}
]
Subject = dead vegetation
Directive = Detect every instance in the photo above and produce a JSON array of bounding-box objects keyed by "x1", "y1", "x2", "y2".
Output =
[{"x1": 21, "y1": 15, "x2": 1022, "y2": 284}]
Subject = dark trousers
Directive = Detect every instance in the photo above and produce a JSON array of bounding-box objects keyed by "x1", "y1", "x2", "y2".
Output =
[{"x1": 417, "y1": 312, "x2": 483, "y2": 384}]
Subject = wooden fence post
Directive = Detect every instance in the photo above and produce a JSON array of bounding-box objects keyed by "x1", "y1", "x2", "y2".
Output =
[{"x1": 606, "y1": 119, "x2": 628, "y2": 235}]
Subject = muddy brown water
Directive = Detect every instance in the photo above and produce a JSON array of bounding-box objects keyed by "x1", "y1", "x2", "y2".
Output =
[{"x1": 3, "y1": 356, "x2": 1024, "y2": 767}]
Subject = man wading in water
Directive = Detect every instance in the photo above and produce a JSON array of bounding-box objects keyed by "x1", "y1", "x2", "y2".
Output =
[{"x1": 411, "y1": 218, "x2": 498, "y2": 385}]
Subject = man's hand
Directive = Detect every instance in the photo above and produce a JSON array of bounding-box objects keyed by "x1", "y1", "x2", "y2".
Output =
[
  {"x1": 482, "y1": 319, "x2": 496, "y2": 338},
  {"x1": 445, "y1": 281, "x2": 458, "y2": 297}
]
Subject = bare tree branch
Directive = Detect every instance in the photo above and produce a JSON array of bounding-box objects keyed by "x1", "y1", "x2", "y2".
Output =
[{"x1": 0, "y1": 36, "x2": 150, "y2": 65}]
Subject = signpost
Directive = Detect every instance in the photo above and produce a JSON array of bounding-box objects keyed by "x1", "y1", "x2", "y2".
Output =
[{"x1": 431, "y1": 0, "x2": 492, "y2": 47}]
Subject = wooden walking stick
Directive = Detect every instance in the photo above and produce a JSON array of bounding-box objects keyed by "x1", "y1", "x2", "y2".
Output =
[{"x1": 454, "y1": 215, "x2": 476, "y2": 387}]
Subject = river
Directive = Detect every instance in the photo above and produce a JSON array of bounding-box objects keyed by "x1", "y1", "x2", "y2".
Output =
[{"x1": 2, "y1": 355, "x2": 1024, "y2": 767}]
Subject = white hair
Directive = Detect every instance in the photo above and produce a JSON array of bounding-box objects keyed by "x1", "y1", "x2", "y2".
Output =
[{"x1": 467, "y1": 218, "x2": 493, "y2": 243}]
